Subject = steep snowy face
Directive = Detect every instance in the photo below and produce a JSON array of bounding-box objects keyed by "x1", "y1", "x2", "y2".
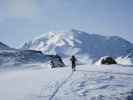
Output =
[
  {"x1": 22, "y1": 29, "x2": 133, "y2": 61},
  {"x1": 22, "y1": 30, "x2": 82, "y2": 56},
  {"x1": 0, "y1": 42, "x2": 11, "y2": 50}
]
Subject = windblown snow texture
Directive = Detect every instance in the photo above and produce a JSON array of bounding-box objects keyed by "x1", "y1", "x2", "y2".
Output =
[{"x1": 0, "y1": 64, "x2": 133, "y2": 100}]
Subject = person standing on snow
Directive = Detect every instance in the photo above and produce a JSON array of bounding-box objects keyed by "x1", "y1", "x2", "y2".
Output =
[{"x1": 70, "y1": 55, "x2": 77, "y2": 71}]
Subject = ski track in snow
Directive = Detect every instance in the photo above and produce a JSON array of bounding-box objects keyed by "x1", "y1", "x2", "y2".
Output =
[
  {"x1": 48, "y1": 72, "x2": 74, "y2": 100},
  {"x1": 37, "y1": 68, "x2": 133, "y2": 100},
  {"x1": 1, "y1": 64, "x2": 133, "y2": 100},
  {"x1": 36, "y1": 70, "x2": 74, "y2": 100}
]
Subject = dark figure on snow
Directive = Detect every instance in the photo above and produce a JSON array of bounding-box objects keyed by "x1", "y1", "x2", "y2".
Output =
[
  {"x1": 50, "y1": 55, "x2": 65, "y2": 68},
  {"x1": 70, "y1": 55, "x2": 77, "y2": 71}
]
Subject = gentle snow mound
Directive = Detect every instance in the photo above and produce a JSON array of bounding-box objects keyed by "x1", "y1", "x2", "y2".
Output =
[{"x1": 116, "y1": 56, "x2": 133, "y2": 65}]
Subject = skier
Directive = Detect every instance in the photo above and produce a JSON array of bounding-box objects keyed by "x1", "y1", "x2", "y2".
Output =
[
  {"x1": 50, "y1": 60, "x2": 55, "y2": 68},
  {"x1": 70, "y1": 55, "x2": 77, "y2": 71}
]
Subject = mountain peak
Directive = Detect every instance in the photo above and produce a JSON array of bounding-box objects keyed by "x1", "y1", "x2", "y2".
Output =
[
  {"x1": 22, "y1": 30, "x2": 133, "y2": 61},
  {"x1": 0, "y1": 42, "x2": 11, "y2": 50}
]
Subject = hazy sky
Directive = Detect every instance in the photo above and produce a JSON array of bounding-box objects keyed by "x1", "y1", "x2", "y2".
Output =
[{"x1": 0, "y1": 0, "x2": 133, "y2": 48}]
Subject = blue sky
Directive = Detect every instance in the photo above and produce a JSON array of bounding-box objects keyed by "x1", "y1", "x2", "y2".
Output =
[{"x1": 0, "y1": 0, "x2": 133, "y2": 48}]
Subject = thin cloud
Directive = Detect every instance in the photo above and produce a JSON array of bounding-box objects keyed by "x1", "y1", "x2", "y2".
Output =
[{"x1": 6, "y1": 0, "x2": 41, "y2": 18}]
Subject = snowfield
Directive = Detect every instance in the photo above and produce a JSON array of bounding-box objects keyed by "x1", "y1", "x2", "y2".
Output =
[{"x1": 0, "y1": 63, "x2": 133, "y2": 100}]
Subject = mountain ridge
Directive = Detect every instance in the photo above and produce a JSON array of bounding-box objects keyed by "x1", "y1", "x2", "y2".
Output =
[
  {"x1": 22, "y1": 29, "x2": 133, "y2": 61},
  {"x1": 0, "y1": 42, "x2": 12, "y2": 50}
]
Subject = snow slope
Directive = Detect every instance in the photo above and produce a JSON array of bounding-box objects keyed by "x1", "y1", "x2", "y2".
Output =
[
  {"x1": 22, "y1": 29, "x2": 133, "y2": 62},
  {"x1": 0, "y1": 50, "x2": 49, "y2": 66},
  {"x1": 0, "y1": 64, "x2": 133, "y2": 100},
  {"x1": 0, "y1": 42, "x2": 12, "y2": 50},
  {"x1": 0, "y1": 49, "x2": 65, "y2": 67}
]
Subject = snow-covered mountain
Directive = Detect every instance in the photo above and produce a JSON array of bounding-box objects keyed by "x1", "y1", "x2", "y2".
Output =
[
  {"x1": 0, "y1": 42, "x2": 65, "y2": 66},
  {"x1": 0, "y1": 42, "x2": 12, "y2": 50},
  {"x1": 0, "y1": 50, "x2": 49, "y2": 66},
  {"x1": 1, "y1": 31, "x2": 133, "y2": 100},
  {"x1": 22, "y1": 29, "x2": 133, "y2": 62},
  {"x1": 0, "y1": 49, "x2": 65, "y2": 67}
]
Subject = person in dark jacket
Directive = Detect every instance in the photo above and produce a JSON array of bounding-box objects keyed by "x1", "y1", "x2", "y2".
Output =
[{"x1": 70, "y1": 55, "x2": 77, "y2": 71}]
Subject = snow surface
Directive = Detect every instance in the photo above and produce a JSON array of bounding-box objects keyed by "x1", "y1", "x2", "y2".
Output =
[
  {"x1": 116, "y1": 56, "x2": 133, "y2": 65},
  {"x1": 0, "y1": 63, "x2": 133, "y2": 100}
]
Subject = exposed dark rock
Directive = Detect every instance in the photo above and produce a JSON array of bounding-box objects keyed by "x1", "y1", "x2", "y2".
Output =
[
  {"x1": 101, "y1": 56, "x2": 117, "y2": 65},
  {"x1": 50, "y1": 55, "x2": 65, "y2": 68}
]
